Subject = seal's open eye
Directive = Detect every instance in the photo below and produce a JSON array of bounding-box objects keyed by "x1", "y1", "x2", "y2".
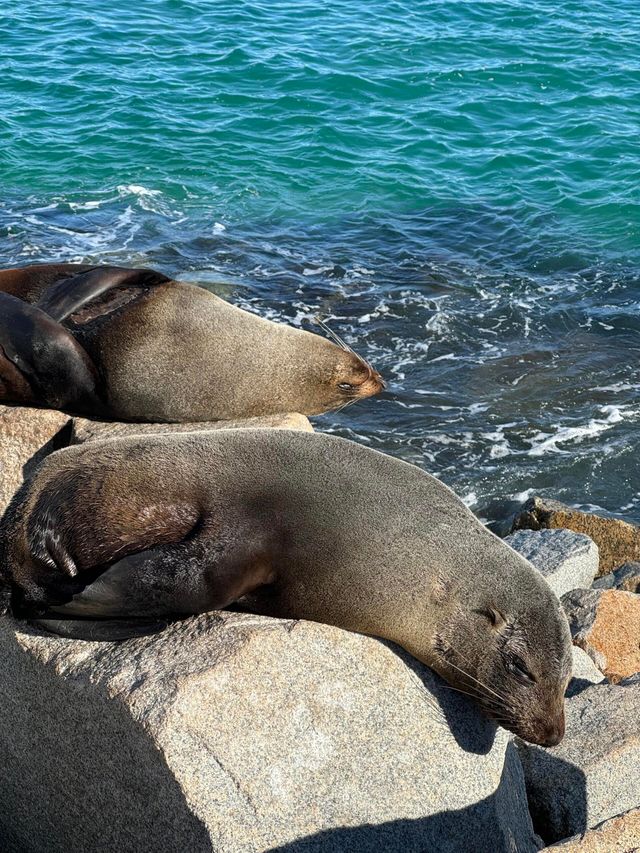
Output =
[
  {"x1": 338, "y1": 382, "x2": 355, "y2": 391},
  {"x1": 506, "y1": 655, "x2": 536, "y2": 685}
]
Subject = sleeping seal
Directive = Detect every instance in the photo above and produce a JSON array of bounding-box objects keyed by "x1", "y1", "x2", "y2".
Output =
[
  {"x1": 0, "y1": 263, "x2": 383, "y2": 420},
  {"x1": 0, "y1": 429, "x2": 572, "y2": 746}
]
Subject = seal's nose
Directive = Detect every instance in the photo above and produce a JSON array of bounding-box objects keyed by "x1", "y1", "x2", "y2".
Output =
[
  {"x1": 371, "y1": 370, "x2": 386, "y2": 391},
  {"x1": 540, "y1": 713, "x2": 565, "y2": 747}
]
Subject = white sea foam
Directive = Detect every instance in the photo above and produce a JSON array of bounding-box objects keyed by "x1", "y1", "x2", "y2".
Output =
[
  {"x1": 513, "y1": 488, "x2": 535, "y2": 503},
  {"x1": 526, "y1": 405, "x2": 629, "y2": 457},
  {"x1": 117, "y1": 184, "x2": 167, "y2": 214},
  {"x1": 302, "y1": 266, "x2": 334, "y2": 276},
  {"x1": 594, "y1": 382, "x2": 640, "y2": 393},
  {"x1": 69, "y1": 200, "x2": 105, "y2": 211}
]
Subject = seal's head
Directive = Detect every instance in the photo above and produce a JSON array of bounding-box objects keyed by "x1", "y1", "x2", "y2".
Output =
[
  {"x1": 271, "y1": 328, "x2": 384, "y2": 417},
  {"x1": 329, "y1": 350, "x2": 385, "y2": 409},
  {"x1": 430, "y1": 573, "x2": 573, "y2": 747}
]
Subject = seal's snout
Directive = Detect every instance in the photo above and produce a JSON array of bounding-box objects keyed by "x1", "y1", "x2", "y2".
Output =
[
  {"x1": 538, "y1": 712, "x2": 565, "y2": 748},
  {"x1": 334, "y1": 355, "x2": 385, "y2": 403},
  {"x1": 521, "y1": 704, "x2": 565, "y2": 747},
  {"x1": 360, "y1": 367, "x2": 385, "y2": 396}
]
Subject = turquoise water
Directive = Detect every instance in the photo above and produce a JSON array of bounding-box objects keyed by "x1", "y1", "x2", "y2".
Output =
[{"x1": 1, "y1": 1, "x2": 640, "y2": 521}]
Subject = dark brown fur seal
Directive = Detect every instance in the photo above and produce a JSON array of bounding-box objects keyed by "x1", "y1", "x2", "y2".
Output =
[
  {"x1": 0, "y1": 429, "x2": 572, "y2": 746},
  {"x1": 0, "y1": 263, "x2": 383, "y2": 420}
]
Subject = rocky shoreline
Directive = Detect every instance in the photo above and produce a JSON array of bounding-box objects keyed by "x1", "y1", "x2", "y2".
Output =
[{"x1": 0, "y1": 405, "x2": 638, "y2": 852}]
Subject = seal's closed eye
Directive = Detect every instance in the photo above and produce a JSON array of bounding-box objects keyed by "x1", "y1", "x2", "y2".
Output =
[{"x1": 506, "y1": 656, "x2": 536, "y2": 684}]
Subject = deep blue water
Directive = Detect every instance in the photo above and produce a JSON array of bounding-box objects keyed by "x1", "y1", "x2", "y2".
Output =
[{"x1": 1, "y1": 0, "x2": 640, "y2": 522}]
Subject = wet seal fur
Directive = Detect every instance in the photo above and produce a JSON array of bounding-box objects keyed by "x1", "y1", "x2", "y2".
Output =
[
  {"x1": 0, "y1": 429, "x2": 572, "y2": 746},
  {"x1": 0, "y1": 263, "x2": 384, "y2": 420}
]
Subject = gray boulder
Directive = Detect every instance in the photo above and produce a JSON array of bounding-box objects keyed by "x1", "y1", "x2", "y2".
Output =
[
  {"x1": 517, "y1": 676, "x2": 640, "y2": 845},
  {"x1": 567, "y1": 647, "x2": 605, "y2": 698},
  {"x1": 510, "y1": 496, "x2": 640, "y2": 575},
  {"x1": 505, "y1": 530, "x2": 599, "y2": 597},
  {"x1": 0, "y1": 613, "x2": 541, "y2": 853},
  {"x1": 592, "y1": 561, "x2": 640, "y2": 593}
]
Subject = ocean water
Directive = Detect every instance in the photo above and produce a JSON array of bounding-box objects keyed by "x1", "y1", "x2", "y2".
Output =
[{"x1": 1, "y1": 0, "x2": 639, "y2": 523}]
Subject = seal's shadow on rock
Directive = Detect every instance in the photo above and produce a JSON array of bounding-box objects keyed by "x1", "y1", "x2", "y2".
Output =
[
  {"x1": 380, "y1": 640, "x2": 497, "y2": 755},
  {"x1": 268, "y1": 747, "x2": 529, "y2": 853}
]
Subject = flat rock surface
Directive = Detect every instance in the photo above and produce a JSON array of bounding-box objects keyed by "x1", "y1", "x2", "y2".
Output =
[
  {"x1": 0, "y1": 404, "x2": 71, "y2": 515},
  {"x1": 511, "y1": 496, "x2": 640, "y2": 575},
  {"x1": 505, "y1": 529, "x2": 599, "y2": 597},
  {"x1": 71, "y1": 412, "x2": 313, "y2": 443},
  {"x1": 517, "y1": 677, "x2": 640, "y2": 845},
  {"x1": 543, "y1": 807, "x2": 640, "y2": 851},
  {"x1": 0, "y1": 613, "x2": 540, "y2": 853},
  {"x1": 562, "y1": 588, "x2": 640, "y2": 682}
]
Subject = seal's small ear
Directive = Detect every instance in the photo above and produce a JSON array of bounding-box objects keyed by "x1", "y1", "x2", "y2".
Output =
[{"x1": 475, "y1": 606, "x2": 507, "y2": 631}]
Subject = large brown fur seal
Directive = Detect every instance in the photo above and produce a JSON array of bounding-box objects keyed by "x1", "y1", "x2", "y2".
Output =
[
  {"x1": 0, "y1": 429, "x2": 572, "y2": 746},
  {"x1": 0, "y1": 263, "x2": 383, "y2": 420}
]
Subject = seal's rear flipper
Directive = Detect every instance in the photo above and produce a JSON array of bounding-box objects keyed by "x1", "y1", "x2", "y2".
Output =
[
  {"x1": 0, "y1": 291, "x2": 102, "y2": 412},
  {"x1": 29, "y1": 617, "x2": 170, "y2": 642},
  {"x1": 37, "y1": 266, "x2": 172, "y2": 323}
]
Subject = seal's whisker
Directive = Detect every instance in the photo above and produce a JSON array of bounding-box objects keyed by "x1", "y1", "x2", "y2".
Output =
[
  {"x1": 445, "y1": 658, "x2": 510, "y2": 704},
  {"x1": 312, "y1": 315, "x2": 375, "y2": 373}
]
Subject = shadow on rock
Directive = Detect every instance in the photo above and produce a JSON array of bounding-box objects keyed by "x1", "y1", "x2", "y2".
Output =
[
  {"x1": 269, "y1": 745, "x2": 538, "y2": 853},
  {"x1": 0, "y1": 623, "x2": 212, "y2": 853},
  {"x1": 382, "y1": 640, "x2": 498, "y2": 755},
  {"x1": 518, "y1": 749, "x2": 588, "y2": 846}
]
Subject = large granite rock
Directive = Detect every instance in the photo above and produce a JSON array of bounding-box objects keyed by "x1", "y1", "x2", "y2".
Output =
[
  {"x1": 542, "y1": 807, "x2": 640, "y2": 851},
  {"x1": 70, "y1": 412, "x2": 313, "y2": 444},
  {"x1": 562, "y1": 588, "x2": 640, "y2": 682},
  {"x1": 517, "y1": 676, "x2": 640, "y2": 845},
  {"x1": 0, "y1": 404, "x2": 71, "y2": 515},
  {"x1": 511, "y1": 497, "x2": 640, "y2": 575},
  {"x1": 0, "y1": 613, "x2": 541, "y2": 853},
  {"x1": 505, "y1": 530, "x2": 599, "y2": 597}
]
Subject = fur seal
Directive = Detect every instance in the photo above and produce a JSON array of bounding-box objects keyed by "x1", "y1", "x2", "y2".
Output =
[
  {"x1": 0, "y1": 263, "x2": 383, "y2": 420},
  {"x1": 0, "y1": 429, "x2": 572, "y2": 746}
]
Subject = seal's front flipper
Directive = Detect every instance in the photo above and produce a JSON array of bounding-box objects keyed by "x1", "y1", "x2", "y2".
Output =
[
  {"x1": 37, "y1": 266, "x2": 172, "y2": 323},
  {"x1": 29, "y1": 617, "x2": 170, "y2": 641},
  {"x1": 0, "y1": 291, "x2": 102, "y2": 412}
]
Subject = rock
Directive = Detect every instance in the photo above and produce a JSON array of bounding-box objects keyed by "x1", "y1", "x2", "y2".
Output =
[
  {"x1": 511, "y1": 496, "x2": 640, "y2": 575},
  {"x1": 70, "y1": 413, "x2": 313, "y2": 444},
  {"x1": 517, "y1": 677, "x2": 640, "y2": 845},
  {"x1": 0, "y1": 613, "x2": 541, "y2": 853},
  {"x1": 567, "y1": 647, "x2": 605, "y2": 698},
  {"x1": 0, "y1": 404, "x2": 71, "y2": 516},
  {"x1": 562, "y1": 588, "x2": 640, "y2": 682},
  {"x1": 592, "y1": 562, "x2": 640, "y2": 594},
  {"x1": 542, "y1": 807, "x2": 640, "y2": 850},
  {"x1": 505, "y1": 530, "x2": 599, "y2": 597}
]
